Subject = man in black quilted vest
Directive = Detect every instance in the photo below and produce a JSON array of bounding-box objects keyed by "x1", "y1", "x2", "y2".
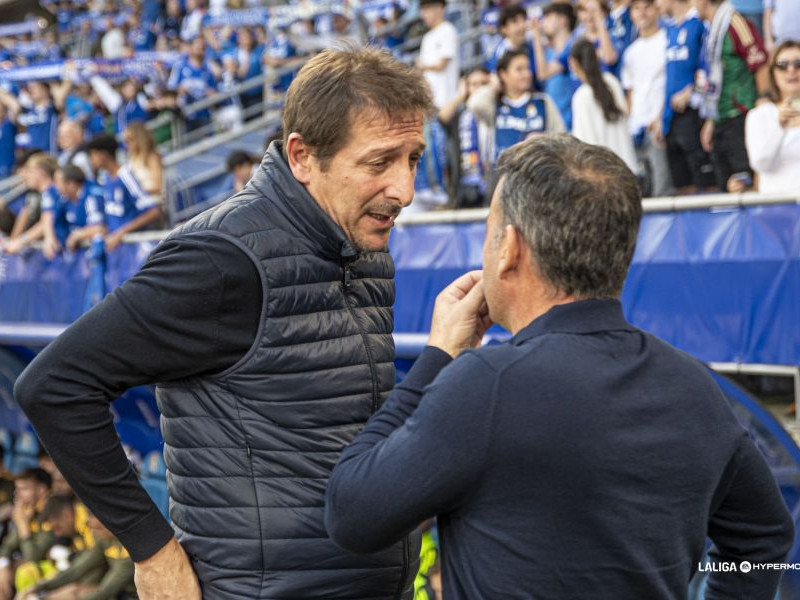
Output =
[{"x1": 15, "y1": 47, "x2": 436, "y2": 599}]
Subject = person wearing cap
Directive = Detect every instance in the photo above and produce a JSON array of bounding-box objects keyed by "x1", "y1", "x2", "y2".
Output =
[{"x1": 416, "y1": 0, "x2": 460, "y2": 108}]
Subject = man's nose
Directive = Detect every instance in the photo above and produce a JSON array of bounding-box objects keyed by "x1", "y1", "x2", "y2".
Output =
[{"x1": 384, "y1": 163, "x2": 416, "y2": 208}]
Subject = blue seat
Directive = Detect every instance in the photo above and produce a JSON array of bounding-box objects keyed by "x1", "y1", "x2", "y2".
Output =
[
  {"x1": 9, "y1": 431, "x2": 39, "y2": 475},
  {"x1": 140, "y1": 450, "x2": 169, "y2": 521}
]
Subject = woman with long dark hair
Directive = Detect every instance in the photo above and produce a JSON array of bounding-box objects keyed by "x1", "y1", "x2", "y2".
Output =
[
  {"x1": 569, "y1": 38, "x2": 637, "y2": 172},
  {"x1": 467, "y1": 50, "x2": 565, "y2": 169}
]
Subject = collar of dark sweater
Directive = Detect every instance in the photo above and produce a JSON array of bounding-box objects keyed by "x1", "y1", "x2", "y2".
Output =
[{"x1": 512, "y1": 299, "x2": 636, "y2": 345}]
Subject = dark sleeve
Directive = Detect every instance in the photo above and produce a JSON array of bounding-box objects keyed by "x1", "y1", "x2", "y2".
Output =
[
  {"x1": 325, "y1": 347, "x2": 497, "y2": 554},
  {"x1": 706, "y1": 434, "x2": 795, "y2": 599},
  {"x1": 14, "y1": 233, "x2": 262, "y2": 562}
]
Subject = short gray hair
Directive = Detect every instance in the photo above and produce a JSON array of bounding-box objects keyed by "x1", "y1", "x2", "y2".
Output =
[{"x1": 495, "y1": 134, "x2": 642, "y2": 299}]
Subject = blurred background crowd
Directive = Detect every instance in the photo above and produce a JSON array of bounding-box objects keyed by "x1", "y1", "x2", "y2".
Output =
[{"x1": 0, "y1": 0, "x2": 797, "y2": 257}]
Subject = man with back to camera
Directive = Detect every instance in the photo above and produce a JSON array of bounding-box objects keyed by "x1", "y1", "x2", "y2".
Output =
[
  {"x1": 15, "y1": 48, "x2": 434, "y2": 599},
  {"x1": 325, "y1": 134, "x2": 794, "y2": 599}
]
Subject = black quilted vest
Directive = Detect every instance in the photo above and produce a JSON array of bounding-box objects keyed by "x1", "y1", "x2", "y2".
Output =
[{"x1": 156, "y1": 142, "x2": 419, "y2": 599}]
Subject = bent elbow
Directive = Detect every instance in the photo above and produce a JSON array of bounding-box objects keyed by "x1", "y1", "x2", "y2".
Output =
[
  {"x1": 14, "y1": 363, "x2": 47, "y2": 422},
  {"x1": 324, "y1": 489, "x2": 387, "y2": 555}
]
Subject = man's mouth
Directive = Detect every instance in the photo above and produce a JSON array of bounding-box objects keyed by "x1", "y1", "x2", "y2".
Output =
[{"x1": 366, "y1": 213, "x2": 397, "y2": 228}]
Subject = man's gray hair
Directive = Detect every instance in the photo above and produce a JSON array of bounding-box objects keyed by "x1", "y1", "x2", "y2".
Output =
[{"x1": 495, "y1": 134, "x2": 642, "y2": 299}]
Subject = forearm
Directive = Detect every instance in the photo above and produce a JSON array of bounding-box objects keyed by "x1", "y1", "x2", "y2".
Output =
[
  {"x1": 438, "y1": 93, "x2": 465, "y2": 125},
  {"x1": 754, "y1": 65, "x2": 770, "y2": 95},
  {"x1": 111, "y1": 206, "x2": 162, "y2": 236},
  {"x1": 762, "y1": 8, "x2": 773, "y2": 45},
  {"x1": 89, "y1": 76, "x2": 122, "y2": 113},
  {"x1": 531, "y1": 35, "x2": 551, "y2": 80},
  {"x1": 597, "y1": 29, "x2": 618, "y2": 66}
]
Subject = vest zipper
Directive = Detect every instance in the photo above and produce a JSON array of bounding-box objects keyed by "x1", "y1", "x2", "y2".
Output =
[{"x1": 342, "y1": 263, "x2": 380, "y2": 414}]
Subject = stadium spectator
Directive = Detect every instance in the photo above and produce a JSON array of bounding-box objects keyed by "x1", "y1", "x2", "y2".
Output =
[
  {"x1": 123, "y1": 122, "x2": 163, "y2": 204},
  {"x1": 570, "y1": 39, "x2": 638, "y2": 173},
  {"x1": 56, "y1": 120, "x2": 93, "y2": 181},
  {"x1": 234, "y1": 27, "x2": 265, "y2": 112},
  {"x1": 696, "y1": 0, "x2": 770, "y2": 192},
  {"x1": 763, "y1": 0, "x2": 800, "y2": 49},
  {"x1": 168, "y1": 36, "x2": 218, "y2": 130},
  {"x1": 0, "y1": 83, "x2": 58, "y2": 155},
  {"x1": 531, "y1": 2, "x2": 580, "y2": 130},
  {"x1": 0, "y1": 104, "x2": 16, "y2": 179},
  {"x1": 467, "y1": 50, "x2": 565, "y2": 169},
  {"x1": 216, "y1": 54, "x2": 245, "y2": 131},
  {"x1": 609, "y1": 0, "x2": 637, "y2": 57},
  {"x1": 576, "y1": 0, "x2": 621, "y2": 72},
  {"x1": 85, "y1": 134, "x2": 162, "y2": 251},
  {"x1": 488, "y1": 5, "x2": 539, "y2": 89},
  {"x1": 622, "y1": 0, "x2": 675, "y2": 196},
  {"x1": 0, "y1": 468, "x2": 53, "y2": 600},
  {"x1": 100, "y1": 15, "x2": 125, "y2": 59},
  {"x1": 438, "y1": 67, "x2": 492, "y2": 207},
  {"x1": 264, "y1": 24, "x2": 299, "y2": 94},
  {"x1": 5, "y1": 151, "x2": 46, "y2": 244},
  {"x1": 181, "y1": 0, "x2": 209, "y2": 42},
  {"x1": 127, "y1": 11, "x2": 156, "y2": 52},
  {"x1": 657, "y1": 0, "x2": 717, "y2": 193},
  {"x1": 745, "y1": 40, "x2": 800, "y2": 193},
  {"x1": 90, "y1": 75, "x2": 152, "y2": 135},
  {"x1": 3, "y1": 154, "x2": 59, "y2": 256},
  {"x1": 49, "y1": 165, "x2": 106, "y2": 253},
  {"x1": 162, "y1": 0, "x2": 184, "y2": 42},
  {"x1": 225, "y1": 150, "x2": 258, "y2": 194},
  {"x1": 417, "y1": 0, "x2": 460, "y2": 108}
]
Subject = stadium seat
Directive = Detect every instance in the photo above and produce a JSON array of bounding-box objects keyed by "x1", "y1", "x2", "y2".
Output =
[{"x1": 140, "y1": 450, "x2": 169, "y2": 521}]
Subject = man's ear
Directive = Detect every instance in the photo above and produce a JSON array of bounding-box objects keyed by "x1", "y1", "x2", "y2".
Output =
[
  {"x1": 498, "y1": 224, "x2": 522, "y2": 279},
  {"x1": 285, "y1": 133, "x2": 313, "y2": 184}
]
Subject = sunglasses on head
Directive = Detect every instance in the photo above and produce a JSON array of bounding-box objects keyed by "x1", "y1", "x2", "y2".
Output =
[{"x1": 775, "y1": 59, "x2": 800, "y2": 72}]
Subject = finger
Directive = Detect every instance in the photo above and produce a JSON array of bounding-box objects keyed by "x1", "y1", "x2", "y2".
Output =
[
  {"x1": 445, "y1": 270, "x2": 483, "y2": 300},
  {"x1": 459, "y1": 279, "x2": 486, "y2": 312}
]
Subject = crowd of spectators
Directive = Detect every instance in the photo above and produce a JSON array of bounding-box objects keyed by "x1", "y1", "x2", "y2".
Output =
[
  {"x1": 0, "y1": 0, "x2": 798, "y2": 253},
  {"x1": 0, "y1": 446, "x2": 138, "y2": 600}
]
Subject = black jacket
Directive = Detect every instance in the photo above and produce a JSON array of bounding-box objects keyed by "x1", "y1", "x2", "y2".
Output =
[{"x1": 158, "y1": 142, "x2": 418, "y2": 598}]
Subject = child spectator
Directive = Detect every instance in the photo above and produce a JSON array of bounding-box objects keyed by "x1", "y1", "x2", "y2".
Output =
[
  {"x1": 657, "y1": 0, "x2": 717, "y2": 193},
  {"x1": 531, "y1": 2, "x2": 581, "y2": 130},
  {"x1": 622, "y1": 0, "x2": 675, "y2": 196},
  {"x1": 468, "y1": 50, "x2": 565, "y2": 168},
  {"x1": 226, "y1": 149, "x2": 258, "y2": 193},
  {"x1": 2, "y1": 154, "x2": 59, "y2": 256},
  {"x1": 86, "y1": 134, "x2": 162, "y2": 251},
  {"x1": 696, "y1": 0, "x2": 770, "y2": 192},
  {"x1": 570, "y1": 39, "x2": 638, "y2": 173},
  {"x1": 438, "y1": 67, "x2": 492, "y2": 207},
  {"x1": 488, "y1": 5, "x2": 539, "y2": 89},
  {"x1": 745, "y1": 40, "x2": 800, "y2": 193}
]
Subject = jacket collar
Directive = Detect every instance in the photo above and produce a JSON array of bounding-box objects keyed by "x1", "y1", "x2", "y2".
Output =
[
  {"x1": 511, "y1": 299, "x2": 636, "y2": 346},
  {"x1": 256, "y1": 141, "x2": 359, "y2": 261}
]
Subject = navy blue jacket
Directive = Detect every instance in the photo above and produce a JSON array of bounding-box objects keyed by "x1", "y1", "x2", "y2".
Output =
[{"x1": 326, "y1": 299, "x2": 794, "y2": 599}]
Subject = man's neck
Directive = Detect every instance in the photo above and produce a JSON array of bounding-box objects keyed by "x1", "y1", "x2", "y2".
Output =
[
  {"x1": 107, "y1": 161, "x2": 120, "y2": 177},
  {"x1": 706, "y1": 3, "x2": 719, "y2": 21},
  {"x1": 507, "y1": 295, "x2": 576, "y2": 335}
]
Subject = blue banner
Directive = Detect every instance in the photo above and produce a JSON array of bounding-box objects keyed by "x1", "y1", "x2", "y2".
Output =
[
  {"x1": 0, "y1": 54, "x2": 182, "y2": 84},
  {"x1": 0, "y1": 21, "x2": 41, "y2": 38},
  {"x1": 1, "y1": 204, "x2": 799, "y2": 367}
]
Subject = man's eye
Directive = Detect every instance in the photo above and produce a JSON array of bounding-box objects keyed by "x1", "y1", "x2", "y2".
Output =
[
  {"x1": 371, "y1": 160, "x2": 389, "y2": 169},
  {"x1": 410, "y1": 155, "x2": 421, "y2": 168}
]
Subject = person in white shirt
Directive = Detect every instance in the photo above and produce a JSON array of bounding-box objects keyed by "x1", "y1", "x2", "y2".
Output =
[
  {"x1": 416, "y1": 0, "x2": 460, "y2": 108},
  {"x1": 745, "y1": 40, "x2": 800, "y2": 194},
  {"x1": 621, "y1": 0, "x2": 675, "y2": 197},
  {"x1": 570, "y1": 39, "x2": 638, "y2": 174}
]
